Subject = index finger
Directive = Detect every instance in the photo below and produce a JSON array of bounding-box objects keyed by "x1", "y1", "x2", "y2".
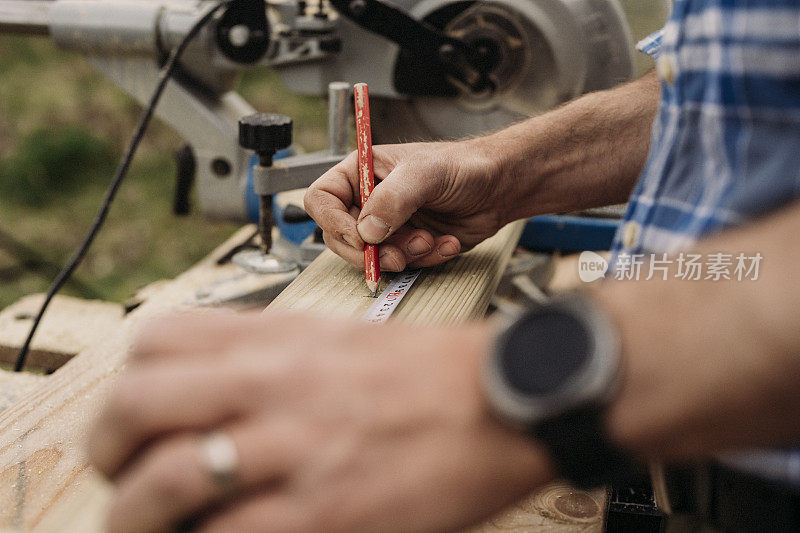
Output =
[{"x1": 304, "y1": 151, "x2": 363, "y2": 249}]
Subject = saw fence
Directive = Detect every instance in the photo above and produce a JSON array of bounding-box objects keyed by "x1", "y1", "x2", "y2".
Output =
[{"x1": 0, "y1": 222, "x2": 606, "y2": 532}]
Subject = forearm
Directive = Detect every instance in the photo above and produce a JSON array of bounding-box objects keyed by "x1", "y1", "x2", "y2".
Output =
[
  {"x1": 596, "y1": 201, "x2": 800, "y2": 461},
  {"x1": 474, "y1": 71, "x2": 660, "y2": 222}
]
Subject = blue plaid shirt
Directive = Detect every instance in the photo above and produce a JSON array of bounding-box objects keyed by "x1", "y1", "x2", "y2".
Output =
[{"x1": 609, "y1": 0, "x2": 800, "y2": 487}]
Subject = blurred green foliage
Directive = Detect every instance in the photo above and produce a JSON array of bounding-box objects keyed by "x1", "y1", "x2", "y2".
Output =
[
  {"x1": 0, "y1": 126, "x2": 115, "y2": 205},
  {"x1": 0, "y1": 35, "x2": 326, "y2": 309}
]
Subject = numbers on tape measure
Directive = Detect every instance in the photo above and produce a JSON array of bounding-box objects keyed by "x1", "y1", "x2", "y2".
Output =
[{"x1": 362, "y1": 270, "x2": 421, "y2": 324}]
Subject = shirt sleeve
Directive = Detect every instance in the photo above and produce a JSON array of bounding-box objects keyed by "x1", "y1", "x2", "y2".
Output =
[{"x1": 636, "y1": 29, "x2": 664, "y2": 60}]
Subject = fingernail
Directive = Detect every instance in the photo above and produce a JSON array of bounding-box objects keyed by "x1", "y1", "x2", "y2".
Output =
[
  {"x1": 406, "y1": 236, "x2": 432, "y2": 257},
  {"x1": 379, "y1": 250, "x2": 402, "y2": 272},
  {"x1": 342, "y1": 233, "x2": 360, "y2": 249},
  {"x1": 358, "y1": 215, "x2": 391, "y2": 243},
  {"x1": 437, "y1": 241, "x2": 459, "y2": 258}
]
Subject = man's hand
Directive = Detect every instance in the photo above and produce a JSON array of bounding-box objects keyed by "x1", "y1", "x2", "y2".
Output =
[
  {"x1": 89, "y1": 313, "x2": 554, "y2": 533},
  {"x1": 305, "y1": 141, "x2": 509, "y2": 272},
  {"x1": 305, "y1": 73, "x2": 660, "y2": 273}
]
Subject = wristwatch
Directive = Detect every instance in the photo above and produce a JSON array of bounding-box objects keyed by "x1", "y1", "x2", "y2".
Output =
[{"x1": 483, "y1": 292, "x2": 643, "y2": 488}]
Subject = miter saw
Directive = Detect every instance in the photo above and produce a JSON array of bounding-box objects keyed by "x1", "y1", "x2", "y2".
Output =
[{"x1": 0, "y1": 0, "x2": 664, "y2": 282}]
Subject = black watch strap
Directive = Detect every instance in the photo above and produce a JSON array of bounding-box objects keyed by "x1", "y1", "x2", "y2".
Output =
[{"x1": 533, "y1": 404, "x2": 646, "y2": 489}]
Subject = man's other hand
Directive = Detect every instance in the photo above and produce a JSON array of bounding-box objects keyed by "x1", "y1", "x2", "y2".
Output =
[{"x1": 89, "y1": 312, "x2": 553, "y2": 533}]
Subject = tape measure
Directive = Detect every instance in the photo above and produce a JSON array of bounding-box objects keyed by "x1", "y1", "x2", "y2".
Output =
[{"x1": 362, "y1": 269, "x2": 421, "y2": 323}]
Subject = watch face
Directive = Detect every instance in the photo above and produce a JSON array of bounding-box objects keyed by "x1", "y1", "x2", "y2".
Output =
[
  {"x1": 485, "y1": 295, "x2": 620, "y2": 426},
  {"x1": 501, "y1": 311, "x2": 591, "y2": 396}
]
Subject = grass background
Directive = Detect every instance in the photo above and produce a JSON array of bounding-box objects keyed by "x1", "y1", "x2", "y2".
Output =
[
  {"x1": 0, "y1": 35, "x2": 329, "y2": 308},
  {"x1": 0, "y1": 1, "x2": 663, "y2": 309}
]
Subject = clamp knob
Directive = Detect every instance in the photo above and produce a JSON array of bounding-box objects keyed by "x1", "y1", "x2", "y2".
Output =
[{"x1": 238, "y1": 113, "x2": 292, "y2": 166}]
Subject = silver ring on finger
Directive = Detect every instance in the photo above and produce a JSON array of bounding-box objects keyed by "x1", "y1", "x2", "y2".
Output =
[{"x1": 199, "y1": 430, "x2": 239, "y2": 492}]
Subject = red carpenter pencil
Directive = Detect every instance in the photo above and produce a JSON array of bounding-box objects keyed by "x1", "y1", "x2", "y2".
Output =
[{"x1": 354, "y1": 83, "x2": 380, "y2": 297}]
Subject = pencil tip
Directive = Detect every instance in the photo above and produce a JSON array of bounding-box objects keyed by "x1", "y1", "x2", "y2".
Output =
[
  {"x1": 366, "y1": 279, "x2": 379, "y2": 294},
  {"x1": 371, "y1": 289, "x2": 378, "y2": 298}
]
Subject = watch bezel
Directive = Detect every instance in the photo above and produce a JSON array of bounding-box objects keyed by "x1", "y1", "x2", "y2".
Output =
[{"x1": 483, "y1": 293, "x2": 621, "y2": 428}]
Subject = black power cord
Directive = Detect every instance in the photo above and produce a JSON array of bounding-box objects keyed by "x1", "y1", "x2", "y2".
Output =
[{"x1": 14, "y1": 0, "x2": 234, "y2": 372}]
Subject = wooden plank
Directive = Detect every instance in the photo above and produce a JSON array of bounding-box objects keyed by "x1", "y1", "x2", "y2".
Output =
[
  {"x1": 0, "y1": 371, "x2": 46, "y2": 414},
  {"x1": 0, "y1": 295, "x2": 124, "y2": 372},
  {"x1": 32, "y1": 478, "x2": 110, "y2": 533},
  {"x1": 268, "y1": 221, "x2": 525, "y2": 323},
  {"x1": 471, "y1": 483, "x2": 607, "y2": 532}
]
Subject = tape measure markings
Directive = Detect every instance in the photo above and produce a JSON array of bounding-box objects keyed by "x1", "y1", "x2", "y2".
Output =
[{"x1": 362, "y1": 269, "x2": 421, "y2": 323}]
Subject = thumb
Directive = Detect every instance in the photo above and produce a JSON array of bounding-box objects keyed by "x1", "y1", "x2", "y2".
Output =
[{"x1": 357, "y1": 163, "x2": 438, "y2": 244}]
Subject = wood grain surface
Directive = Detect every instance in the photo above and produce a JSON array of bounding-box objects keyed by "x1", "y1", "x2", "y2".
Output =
[
  {"x1": 268, "y1": 221, "x2": 524, "y2": 324},
  {"x1": 0, "y1": 294, "x2": 123, "y2": 372},
  {"x1": 0, "y1": 371, "x2": 45, "y2": 415}
]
